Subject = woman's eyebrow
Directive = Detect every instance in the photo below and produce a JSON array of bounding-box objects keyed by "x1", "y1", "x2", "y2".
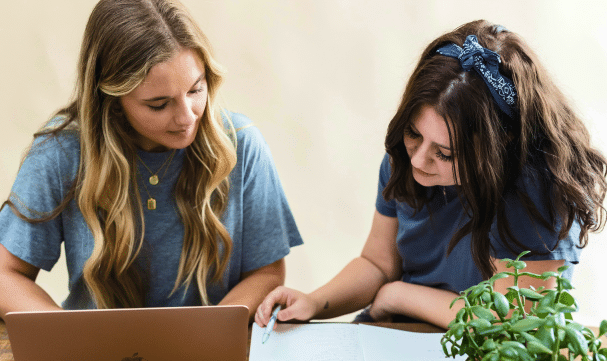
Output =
[
  {"x1": 142, "y1": 74, "x2": 205, "y2": 102},
  {"x1": 435, "y1": 142, "x2": 451, "y2": 151},
  {"x1": 191, "y1": 74, "x2": 205, "y2": 88},
  {"x1": 410, "y1": 124, "x2": 451, "y2": 150}
]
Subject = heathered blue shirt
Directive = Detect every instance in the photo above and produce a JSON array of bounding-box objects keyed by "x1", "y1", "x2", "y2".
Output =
[
  {"x1": 0, "y1": 112, "x2": 303, "y2": 308},
  {"x1": 375, "y1": 153, "x2": 581, "y2": 293}
]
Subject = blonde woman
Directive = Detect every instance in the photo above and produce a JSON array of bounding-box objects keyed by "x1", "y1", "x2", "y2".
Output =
[{"x1": 0, "y1": 0, "x2": 302, "y2": 321}]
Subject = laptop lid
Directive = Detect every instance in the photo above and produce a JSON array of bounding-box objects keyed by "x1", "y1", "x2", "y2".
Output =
[{"x1": 4, "y1": 305, "x2": 249, "y2": 361}]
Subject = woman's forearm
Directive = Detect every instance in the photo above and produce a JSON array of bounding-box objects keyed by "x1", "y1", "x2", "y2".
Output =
[
  {"x1": 370, "y1": 281, "x2": 462, "y2": 329},
  {"x1": 0, "y1": 271, "x2": 61, "y2": 319},
  {"x1": 218, "y1": 259, "x2": 285, "y2": 322},
  {"x1": 309, "y1": 256, "x2": 388, "y2": 320}
]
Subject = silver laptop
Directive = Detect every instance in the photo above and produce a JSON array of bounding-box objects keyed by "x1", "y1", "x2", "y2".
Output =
[{"x1": 4, "y1": 305, "x2": 249, "y2": 361}]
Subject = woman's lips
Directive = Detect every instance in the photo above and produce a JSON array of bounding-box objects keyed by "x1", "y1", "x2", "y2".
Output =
[{"x1": 413, "y1": 167, "x2": 434, "y2": 177}]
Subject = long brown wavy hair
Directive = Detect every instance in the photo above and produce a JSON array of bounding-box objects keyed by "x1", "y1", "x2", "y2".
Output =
[
  {"x1": 1, "y1": 0, "x2": 237, "y2": 307},
  {"x1": 384, "y1": 20, "x2": 607, "y2": 279}
]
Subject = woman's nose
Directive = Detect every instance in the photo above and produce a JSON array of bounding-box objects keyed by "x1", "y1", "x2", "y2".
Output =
[
  {"x1": 173, "y1": 98, "x2": 197, "y2": 126},
  {"x1": 409, "y1": 142, "x2": 432, "y2": 169}
]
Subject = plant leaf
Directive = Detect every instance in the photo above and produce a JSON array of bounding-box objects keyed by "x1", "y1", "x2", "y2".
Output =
[
  {"x1": 519, "y1": 288, "x2": 543, "y2": 300},
  {"x1": 489, "y1": 272, "x2": 510, "y2": 283},
  {"x1": 450, "y1": 344, "x2": 458, "y2": 357},
  {"x1": 510, "y1": 317, "x2": 544, "y2": 332},
  {"x1": 453, "y1": 323, "x2": 465, "y2": 339},
  {"x1": 501, "y1": 341, "x2": 527, "y2": 351},
  {"x1": 481, "y1": 292, "x2": 492, "y2": 304},
  {"x1": 526, "y1": 341, "x2": 553, "y2": 355},
  {"x1": 557, "y1": 328, "x2": 566, "y2": 342},
  {"x1": 472, "y1": 285, "x2": 486, "y2": 298},
  {"x1": 454, "y1": 308, "x2": 466, "y2": 322},
  {"x1": 558, "y1": 291, "x2": 576, "y2": 306},
  {"x1": 498, "y1": 346, "x2": 518, "y2": 359},
  {"x1": 492, "y1": 291, "x2": 510, "y2": 318},
  {"x1": 600, "y1": 319, "x2": 607, "y2": 337},
  {"x1": 538, "y1": 290, "x2": 557, "y2": 308},
  {"x1": 468, "y1": 318, "x2": 492, "y2": 329},
  {"x1": 559, "y1": 277, "x2": 573, "y2": 290},
  {"x1": 553, "y1": 304, "x2": 577, "y2": 314},
  {"x1": 471, "y1": 305, "x2": 496, "y2": 321},
  {"x1": 534, "y1": 326, "x2": 556, "y2": 349},
  {"x1": 540, "y1": 271, "x2": 558, "y2": 280},
  {"x1": 505, "y1": 289, "x2": 518, "y2": 304},
  {"x1": 481, "y1": 351, "x2": 500, "y2": 361},
  {"x1": 534, "y1": 306, "x2": 556, "y2": 315},
  {"x1": 441, "y1": 339, "x2": 449, "y2": 356},
  {"x1": 481, "y1": 338, "x2": 497, "y2": 351},
  {"x1": 476, "y1": 325, "x2": 505, "y2": 336},
  {"x1": 499, "y1": 342, "x2": 531, "y2": 360},
  {"x1": 568, "y1": 323, "x2": 584, "y2": 332},
  {"x1": 512, "y1": 261, "x2": 526, "y2": 270},
  {"x1": 564, "y1": 327, "x2": 589, "y2": 356}
]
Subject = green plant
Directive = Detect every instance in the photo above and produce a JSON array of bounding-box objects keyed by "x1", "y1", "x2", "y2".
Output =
[{"x1": 441, "y1": 251, "x2": 607, "y2": 361}]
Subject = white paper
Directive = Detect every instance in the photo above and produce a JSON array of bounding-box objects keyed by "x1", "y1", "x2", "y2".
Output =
[
  {"x1": 358, "y1": 324, "x2": 463, "y2": 361},
  {"x1": 250, "y1": 323, "x2": 364, "y2": 361},
  {"x1": 249, "y1": 323, "x2": 465, "y2": 361}
]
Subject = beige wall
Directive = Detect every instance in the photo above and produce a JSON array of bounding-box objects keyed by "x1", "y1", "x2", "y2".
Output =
[{"x1": 1, "y1": 0, "x2": 606, "y2": 325}]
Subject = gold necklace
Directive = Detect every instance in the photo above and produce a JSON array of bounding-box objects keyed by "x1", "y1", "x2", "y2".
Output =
[
  {"x1": 137, "y1": 150, "x2": 176, "y2": 210},
  {"x1": 140, "y1": 179, "x2": 158, "y2": 210},
  {"x1": 138, "y1": 150, "x2": 176, "y2": 185}
]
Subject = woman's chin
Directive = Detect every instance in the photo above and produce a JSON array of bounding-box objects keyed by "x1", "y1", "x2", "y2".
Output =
[{"x1": 412, "y1": 172, "x2": 436, "y2": 187}]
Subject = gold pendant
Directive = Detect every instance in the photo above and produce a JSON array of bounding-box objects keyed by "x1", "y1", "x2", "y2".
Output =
[
  {"x1": 147, "y1": 198, "x2": 157, "y2": 210},
  {"x1": 149, "y1": 175, "x2": 159, "y2": 185}
]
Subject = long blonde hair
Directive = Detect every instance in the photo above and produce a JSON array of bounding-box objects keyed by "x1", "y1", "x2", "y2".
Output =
[{"x1": 5, "y1": 0, "x2": 237, "y2": 308}]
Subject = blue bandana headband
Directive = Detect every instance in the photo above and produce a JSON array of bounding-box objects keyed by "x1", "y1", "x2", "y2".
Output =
[{"x1": 436, "y1": 35, "x2": 517, "y2": 117}]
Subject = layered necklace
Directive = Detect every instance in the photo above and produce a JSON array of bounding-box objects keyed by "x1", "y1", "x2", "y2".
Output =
[{"x1": 137, "y1": 150, "x2": 177, "y2": 210}]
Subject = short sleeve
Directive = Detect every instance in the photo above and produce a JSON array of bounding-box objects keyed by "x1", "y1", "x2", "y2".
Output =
[
  {"x1": 0, "y1": 134, "x2": 77, "y2": 271},
  {"x1": 375, "y1": 153, "x2": 397, "y2": 217},
  {"x1": 234, "y1": 118, "x2": 303, "y2": 273}
]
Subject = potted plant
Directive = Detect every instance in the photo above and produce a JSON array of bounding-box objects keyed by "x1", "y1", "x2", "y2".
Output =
[{"x1": 441, "y1": 251, "x2": 607, "y2": 361}]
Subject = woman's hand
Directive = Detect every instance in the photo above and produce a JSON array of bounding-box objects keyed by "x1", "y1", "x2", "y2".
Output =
[
  {"x1": 368, "y1": 281, "x2": 399, "y2": 322},
  {"x1": 255, "y1": 211, "x2": 401, "y2": 327},
  {"x1": 254, "y1": 286, "x2": 321, "y2": 328}
]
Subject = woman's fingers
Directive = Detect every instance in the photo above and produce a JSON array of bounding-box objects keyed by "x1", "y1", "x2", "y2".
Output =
[
  {"x1": 255, "y1": 286, "x2": 291, "y2": 326},
  {"x1": 254, "y1": 286, "x2": 314, "y2": 327}
]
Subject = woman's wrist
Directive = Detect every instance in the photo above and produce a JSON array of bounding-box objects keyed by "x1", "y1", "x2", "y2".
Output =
[{"x1": 307, "y1": 292, "x2": 325, "y2": 319}]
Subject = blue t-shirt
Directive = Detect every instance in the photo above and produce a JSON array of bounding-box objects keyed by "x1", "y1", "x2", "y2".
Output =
[
  {"x1": 0, "y1": 112, "x2": 303, "y2": 308},
  {"x1": 375, "y1": 153, "x2": 581, "y2": 294}
]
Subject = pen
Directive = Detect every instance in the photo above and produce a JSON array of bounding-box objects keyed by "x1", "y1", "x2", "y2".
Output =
[{"x1": 261, "y1": 305, "x2": 281, "y2": 344}]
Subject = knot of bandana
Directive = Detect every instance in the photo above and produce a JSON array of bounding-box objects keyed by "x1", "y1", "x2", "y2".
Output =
[{"x1": 436, "y1": 35, "x2": 517, "y2": 118}]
